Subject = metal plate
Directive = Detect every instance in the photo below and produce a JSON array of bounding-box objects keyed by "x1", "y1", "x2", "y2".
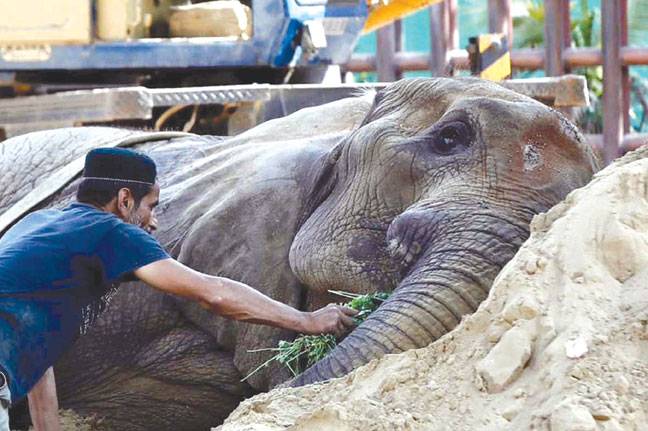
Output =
[
  {"x1": 149, "y1": 85, "x2": 273, "y2": 107},
  {"x1": 0, "y1": 78, "x2": 587, "y2": 140},
  {"x1": 0, "y1": 83, "x2": 384, "y2": 135}
]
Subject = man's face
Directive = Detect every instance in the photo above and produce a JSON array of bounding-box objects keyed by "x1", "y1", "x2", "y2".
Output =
[{"x1": 126, "y1": 184, "x2": 160, "y2": 234}]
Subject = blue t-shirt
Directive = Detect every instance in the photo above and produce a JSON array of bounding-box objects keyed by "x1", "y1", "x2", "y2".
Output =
[{"x1": 0, "y1": 203, "x2": 169, "y2": 402}]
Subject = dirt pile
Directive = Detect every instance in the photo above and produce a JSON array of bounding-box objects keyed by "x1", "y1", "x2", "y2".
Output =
[{"x1": 217, "y1": 147, "x2": 648, "y2": 431}]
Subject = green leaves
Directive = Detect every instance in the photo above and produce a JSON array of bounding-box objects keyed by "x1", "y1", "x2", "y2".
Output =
[
  {"x1": 512, "y1": 0, "x2": 545, "y2": 49},
  {"x1": 347, "y1": 292, "x2": 391, "y2": 324},
  {"x1": 330, "y1": 290, "x2": 390, "y2": 325},
  {"x1": 242, "y1": 290, "x2": 391, "y2": 381},
  {"x1": 273, "y1": 335, "x2": 338, "y2": 377}
]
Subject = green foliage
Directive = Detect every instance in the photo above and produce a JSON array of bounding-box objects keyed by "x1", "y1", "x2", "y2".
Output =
[
  {"x1": 242, "y1": 291, "x2": 391, "y2": 381},
  {"x1": 333, "y1": 290, "x2": 391, "y2": 325},
  {"x1": 512, "y1": 1, "x2": 545, "y2": 49},
  {"x1": 513, "y1": 0, "x2": 648, "y2": 133},
  {"x1": 273, "y1": 335, "x2": 338, "y2": 377},
  {"x1": 356, "y1": 72, "x2": 377, "y2": 83},
  {"x1": 571, "y1": 0, "x2": 599, "y2": 48}
]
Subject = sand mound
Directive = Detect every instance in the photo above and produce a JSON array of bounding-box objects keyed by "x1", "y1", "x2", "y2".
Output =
[{"x1": 217, "y1": 147, "x2": 648, "y2": 431}]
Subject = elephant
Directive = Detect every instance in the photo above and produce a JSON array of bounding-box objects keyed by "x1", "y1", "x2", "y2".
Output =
[{"x1": 0, "y1": 78, "x2": 598, "y2": 430}]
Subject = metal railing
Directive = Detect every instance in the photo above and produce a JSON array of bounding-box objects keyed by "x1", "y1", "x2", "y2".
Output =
[{"x1": 343, "y1": 0, "x2": 648, "y2": 164}]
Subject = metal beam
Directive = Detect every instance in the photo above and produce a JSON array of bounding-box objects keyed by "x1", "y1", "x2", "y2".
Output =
[{"x1": 0, "y1": 83, "x2": 387, "y2": 138}]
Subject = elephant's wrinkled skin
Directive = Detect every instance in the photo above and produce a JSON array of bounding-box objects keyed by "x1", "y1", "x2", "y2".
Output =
[{"x1": 1, "y1": 78, "x2": 598, "y2": 430}]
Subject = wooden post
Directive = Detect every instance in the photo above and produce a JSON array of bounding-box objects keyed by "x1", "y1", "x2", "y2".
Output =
[
  {"x1": 377, "y1": 24, "x2": 397, "y2": 81},
  {"x1": 561, "y1": 0, "x2": 571, "y2": 48},
  {"x1": 544, "y1": 0, "x2": 565, "y2": 76},
  {"x1": 394, "y1": 19, "x2": 404, "y2": 80},
  {"x1": 620, "y1": 0, "x2": 630, "y2": 133},
  {"x1": 447, "y1": 0, "x2": 458, "y2": 50},
  {"x1": 602, "y1": 0, "x2": 623, "y2": 164},
  {"x1": 488, "y1": 0, "x2": 512, "y2": 46},
  {"x1": 429, "y1": 0, "x2": 448, "y2": 76},
  {"x1": 557, "y1": 0, "x2": 574, "y2": 118}
]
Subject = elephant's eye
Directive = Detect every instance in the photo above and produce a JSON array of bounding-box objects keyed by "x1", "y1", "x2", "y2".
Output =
[{"x1": 431, "y1": 121, "x2": 471, "y2": 155}]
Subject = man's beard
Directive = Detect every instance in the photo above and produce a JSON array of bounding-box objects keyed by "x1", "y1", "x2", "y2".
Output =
[{"x1": 125, "y1": 208, "x2": 143, "y2": 228}]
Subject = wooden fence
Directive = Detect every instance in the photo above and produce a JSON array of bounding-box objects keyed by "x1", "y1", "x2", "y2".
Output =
[{"x1": 343, "y1": 0, "x2": 648, "y2": 164}]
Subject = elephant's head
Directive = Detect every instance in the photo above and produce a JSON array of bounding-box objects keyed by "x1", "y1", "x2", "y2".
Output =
[{"x1": 288, "y1": 77, "x2": 598, "y2": 385}]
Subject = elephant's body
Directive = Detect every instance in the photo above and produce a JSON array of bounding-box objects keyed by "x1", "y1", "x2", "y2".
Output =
[
  {"x1": 0, "y1": 79, "x2": 597, "y2": 430},
  {"x1": 3, "y1": 95, "x2": 373, "y2": 429}
]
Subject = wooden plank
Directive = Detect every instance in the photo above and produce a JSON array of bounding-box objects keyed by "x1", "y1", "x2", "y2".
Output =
[
  {"x1": 502, "y1": 75, "x2": 589, "y2": 107},
  {"x1": 544, "y1": 0, "x2": 565, "y2": 76},
  {"x1": 602, "y1": 0, "x2": 624, "y2": 164},
  {"x1": 169, "y1": 1, "x2": 252, "y2": 39},
  {"x1": 429, "y1": 0, "x2": 448, "y2": 76},
  {"x1": 376, "y1": 24, "x2": 397, "y2": 81}
]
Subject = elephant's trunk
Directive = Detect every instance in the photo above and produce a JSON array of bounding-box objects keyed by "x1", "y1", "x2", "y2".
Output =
[{"x1": 291, "y1": 205, "x2": 532, "y2": 386}]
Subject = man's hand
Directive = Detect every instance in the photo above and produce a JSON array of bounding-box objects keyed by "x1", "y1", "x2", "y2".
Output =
[{"x1": 301, "y1": 304, "x2": 358, "y2": 338}]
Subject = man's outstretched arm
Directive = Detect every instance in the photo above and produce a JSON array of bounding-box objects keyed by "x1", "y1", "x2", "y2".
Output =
[{"x1": 134, "y1": 258, "x2": 356, "y2": 337}]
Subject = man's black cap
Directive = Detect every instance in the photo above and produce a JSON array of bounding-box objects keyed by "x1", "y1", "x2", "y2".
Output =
[{"x1": 83, "y1": 148, "x2": 156, "y2": 185}]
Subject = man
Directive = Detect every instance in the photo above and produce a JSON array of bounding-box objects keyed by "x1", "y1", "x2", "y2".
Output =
[{"x1": 0, "y1": 148, "x2": 356, "y2": 430}]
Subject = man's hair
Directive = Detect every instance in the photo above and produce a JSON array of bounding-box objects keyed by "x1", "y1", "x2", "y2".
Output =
[
  {"x1": 76, "y1": 147, "x2": 157, "y2": 207},
  {"x1": 76, "y1": 180, "x2": 152, "y2": 208}
]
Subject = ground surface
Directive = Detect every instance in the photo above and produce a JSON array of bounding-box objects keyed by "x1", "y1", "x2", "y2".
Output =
[{"x1": 216, "y1": 147, "x2": 648, "y2": 431}]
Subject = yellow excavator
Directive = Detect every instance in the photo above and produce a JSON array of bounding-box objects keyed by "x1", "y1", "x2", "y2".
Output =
[{"x1": 363, "y1": 0, "x2": 443, "y2": 34}]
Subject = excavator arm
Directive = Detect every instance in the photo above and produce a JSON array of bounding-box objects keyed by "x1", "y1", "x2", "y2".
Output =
[{"x1": 363, "y1": 0, "x2": 444, "y2": 34}]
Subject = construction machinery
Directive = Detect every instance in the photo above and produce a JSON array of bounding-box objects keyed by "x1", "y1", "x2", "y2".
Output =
[
  {"x1": 0, "y1": 1, "x2": 588, "y2": 140},
  {"x1": 0, "y1": 0, "x2": 450, "y2": 137},
  {"x1": 0, "y1": 0, "x2": 447, "y2": 88}
]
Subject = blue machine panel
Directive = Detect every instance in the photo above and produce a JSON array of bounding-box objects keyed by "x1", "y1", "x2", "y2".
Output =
[{"x1": 0, "y1": 0, "x2": 367, "y2": 72}]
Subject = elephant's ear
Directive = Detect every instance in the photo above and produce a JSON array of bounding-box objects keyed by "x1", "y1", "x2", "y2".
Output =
[
  {"x1": 298, "y1": 141, "x2": 344, "y2": 227},
  {"x1": 358, "y1": 88, "x2": 386, "y2": 127}
]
